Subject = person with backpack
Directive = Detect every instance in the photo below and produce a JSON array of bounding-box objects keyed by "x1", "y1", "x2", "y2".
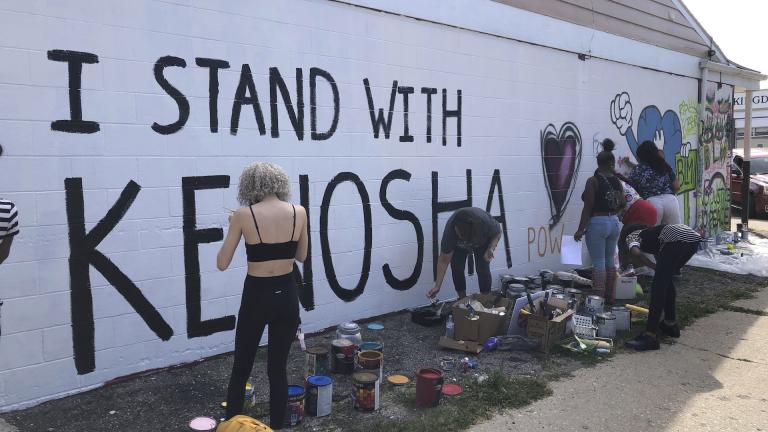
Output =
[{"x1": 574, "y1": 139, "x2": 626, "y2": 303}]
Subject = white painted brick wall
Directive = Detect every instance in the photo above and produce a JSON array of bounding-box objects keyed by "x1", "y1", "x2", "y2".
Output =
[{"x1": 0, "y1": 0, "x2": 703, "y2": 410}]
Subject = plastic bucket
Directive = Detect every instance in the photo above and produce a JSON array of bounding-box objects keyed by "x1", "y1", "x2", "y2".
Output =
[
  {"x1": 415, "y1": 368, "x2": 443, "y2": 408},
  {"x1": 306, "y1": 375, "x2": 332, "y2": 417}
]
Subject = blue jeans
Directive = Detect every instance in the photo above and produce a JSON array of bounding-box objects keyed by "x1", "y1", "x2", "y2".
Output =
[{"x1": 585, "y1": 216, "x2": 620, "y2": 270}]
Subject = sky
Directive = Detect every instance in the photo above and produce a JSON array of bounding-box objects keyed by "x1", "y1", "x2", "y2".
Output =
[{"x1": 683, "y1": 0, "x2": 768, "y2": 89}]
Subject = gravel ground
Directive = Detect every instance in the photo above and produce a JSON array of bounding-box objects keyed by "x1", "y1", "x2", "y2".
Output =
[{"x1": 2, "y1": 266, "x2": 763, "y2": 432}]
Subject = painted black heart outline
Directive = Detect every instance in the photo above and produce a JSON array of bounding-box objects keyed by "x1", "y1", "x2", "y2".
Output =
[{"x1": 541, "y1": 122, "x2": 582, "y2": 228}]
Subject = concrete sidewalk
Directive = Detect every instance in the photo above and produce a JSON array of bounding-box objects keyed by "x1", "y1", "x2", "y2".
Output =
[{"x1": 472, "y1": 289, "x2": 768, "y2": 432}]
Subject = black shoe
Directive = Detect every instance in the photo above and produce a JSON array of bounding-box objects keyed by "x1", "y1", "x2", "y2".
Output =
[
  {"x1": 625, "y1": 334, "x2": 660, "y2": 351},
  {"x1": 659, "y1": 321, "x2": 680, "y2": 338}
]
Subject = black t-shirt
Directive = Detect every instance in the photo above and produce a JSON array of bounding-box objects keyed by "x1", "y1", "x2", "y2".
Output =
[{"x1": 440, "y1": 207, "x2": 501, "y2": 253}]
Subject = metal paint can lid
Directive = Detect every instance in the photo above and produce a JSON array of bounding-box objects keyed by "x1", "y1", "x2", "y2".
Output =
[
  {"x1": 306, "y1": 346, "x2": 329, "y2": 355},
  {"x1": 595, "y1": 312, "x2": 616, "y2": 320},
  {"x1": 587, "y1": 295, "x2": 604, "y2": 301},
  {"x1": 353, "y1": 372, "x2": 378, "y2": 383}
]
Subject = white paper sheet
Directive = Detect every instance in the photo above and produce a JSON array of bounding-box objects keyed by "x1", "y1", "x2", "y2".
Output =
[{"x1": 560, "y1": 235, "x2": 583, "y2": 265}]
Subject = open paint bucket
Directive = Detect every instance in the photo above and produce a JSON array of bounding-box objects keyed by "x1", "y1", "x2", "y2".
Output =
[
  {"x1": 415, "y1": 368, "x2": 443, "y2": 408},
  {"x1": 306, "y1": 375, "x2": 333, "y2": 417},
  {"x1": 356, "y1": 350, "x2": 384, "y2": 381},
  {"x1": 353, "y1": 372, "x2": 380, "y2": 411},
  {"x1": 285, "y1": 384, "x2": 305, "y2": 427}
]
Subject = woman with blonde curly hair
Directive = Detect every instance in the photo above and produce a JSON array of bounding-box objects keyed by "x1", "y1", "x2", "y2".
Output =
[{"x1": 217, "y1": 162, "x2": 308, "y2": 429}]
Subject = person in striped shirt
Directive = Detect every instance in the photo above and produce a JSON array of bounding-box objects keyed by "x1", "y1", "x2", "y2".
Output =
[
  {"x1": 621, "y1": 223, "x2": 702, "y2": 351},
  {"x1": 0, "y1": 199, "x2": 19, "y2": 264}
]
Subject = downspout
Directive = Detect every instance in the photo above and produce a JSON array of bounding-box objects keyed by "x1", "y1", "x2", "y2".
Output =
[{"x1": 742, "y1": 90, "x2": 753, "y2": 239}]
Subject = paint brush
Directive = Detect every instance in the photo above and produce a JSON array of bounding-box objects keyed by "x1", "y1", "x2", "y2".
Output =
[{"x1": 525, "y1": 290, "x2": 536, "y2": 315}]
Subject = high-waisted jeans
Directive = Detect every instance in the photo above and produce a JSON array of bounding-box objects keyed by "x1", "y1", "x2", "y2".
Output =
[
  {"x1": 585, "y1": 215, "x2": 620, "y2": 299},
  {"x1": 225, "y1": 273, "x2": 300, "y2": 429}
]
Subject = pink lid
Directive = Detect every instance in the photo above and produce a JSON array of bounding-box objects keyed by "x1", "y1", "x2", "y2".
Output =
[{"x1": 189, "y1": 416, "x2": 217, "y2": 431}]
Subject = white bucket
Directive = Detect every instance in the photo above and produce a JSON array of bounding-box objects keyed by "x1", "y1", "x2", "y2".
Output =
[
  {"x1": 585, "y1": 295, "x2": 604, "y2": 315},
  {"x1": 596, "y1": 312, "x2": 617, "y2": 338},
  {"x1": 611, "y1": 306, "x2": 630, "y2": 331}
]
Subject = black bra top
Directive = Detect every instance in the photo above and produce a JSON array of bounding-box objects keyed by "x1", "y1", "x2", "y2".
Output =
[{"x1": 245, "y1": 205, "x2": 299, "y2": 263}]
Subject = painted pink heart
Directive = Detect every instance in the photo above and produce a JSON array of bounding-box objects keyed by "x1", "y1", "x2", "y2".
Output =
[{"x1": 541, "y1": 122, "x2": 582, "y2": 228}]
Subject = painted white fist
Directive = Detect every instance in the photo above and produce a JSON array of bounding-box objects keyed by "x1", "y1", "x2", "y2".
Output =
[
  {"x1": 610, "y1": 92, "x2": 633, "y2": 136},
  {"x1": 680, "y1": 142, "x2": 691, "y2": 158}
]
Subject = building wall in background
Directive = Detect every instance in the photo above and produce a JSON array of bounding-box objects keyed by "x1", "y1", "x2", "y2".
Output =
[{"x1": 0, "y1": 0, "x2": 701, "y2": 409}]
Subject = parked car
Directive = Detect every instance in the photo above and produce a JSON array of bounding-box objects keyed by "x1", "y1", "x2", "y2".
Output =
[{"x1": 731, "y1": 148, "x2": 768, "y2": 218}]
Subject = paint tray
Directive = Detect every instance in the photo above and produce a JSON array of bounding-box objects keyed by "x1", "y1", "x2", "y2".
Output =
[{"x1": 572, "y1": 314, "x2": 596, "y2": 339}]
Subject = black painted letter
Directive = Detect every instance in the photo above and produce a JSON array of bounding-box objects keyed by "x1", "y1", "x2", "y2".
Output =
[
  {"x1": 270, "y1": 67, "x2": 304, "y2": 140},
  {"x1": 230, "y1": 64, "x2": 266, "y2": 136},
  {"x1": 398, "y1": 86, "x2": 415, "y2": 143},
  {"x1": 485, "y1": 169, "x2": 512, "y2": 268},
  {"x1": 65, "y1": 178, "x2": 173, "y2": 374},
  {"x1": 431, "y1": 170, "x2": 472, "y2": 279},
  {"x1": 293, "y1": 174, "x2": 315, "y2": 311},
  {"x1": 380, "y1": 169, "x2": 423, "y2": 290},
  {"x1": 182, "y1": 176, "x2": 236, "y2": 338},
  {"x1": 320, "y1": 173, "x2": 372, "y2": 302},
  {"x1": 421, "y1": 87, "x2": 437, "y2": 143},
  {"x1": 152, "y1": 56, "x2": 189, "y2": 135},
  {"x1": 364, "y1": 79, "x2": 398, "y2": 139},
  {"x1": 47, "y1": 50, "x2": 100, "y2": 134},
  {"x1": 310, "y1": 68, "x2": 339, "y2": 141},
  {"x1": 442, "y1": 89, "x2": 462, "y2": 147},
  {"x1": 195, "y1": 58, "x2": 230, "y2": 133}
]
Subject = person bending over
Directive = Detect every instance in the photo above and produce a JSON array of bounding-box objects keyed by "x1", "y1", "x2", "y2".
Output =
[
  {"x1": 622, "y1": 223, "x2": 701, "y2": 351},
  {"x1": 427, "y1": 207, "x2": 501, "y2": 300}
]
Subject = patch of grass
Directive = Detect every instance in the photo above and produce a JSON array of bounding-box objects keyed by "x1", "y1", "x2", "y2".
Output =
[{"x1": 367, "y1": 371, "x2": 551, "y2": 432}]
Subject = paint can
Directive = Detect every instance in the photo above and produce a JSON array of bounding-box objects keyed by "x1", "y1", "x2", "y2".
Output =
[
  {"x1": 285, "y1": 384, "x2": 306, "y2": 427},
  {"x1": 506, "y1": 283, "x2": 526, "y2": 301},
  {"x1": 548, "y1": 284, "x2": 564, "y2": 295},
  {"x1": 415, "y1": 368, "x2": 444, "y2": 408},
  {"x1": 332, "y1": 339, "x2": 356, "y2": 374},
  {"x1": 305, "y1": 346, "x2": 330, "y2": 377},
  {"x1": 306, "y1": 375, "x2": 333, "y2": 417},
  {"x1": 611, "y1": 306, "x2": 631, "y2": 331},
  {"x1": 359, "y1": 341, "x2": 383, "y2": 354},
  {"x1": 585, "y1": 295, "x2": 604, "y2": 315},
  {"x1": 189, "y1": 417, "x2": 217, "y2": 431},
  {"x1": 500, "y1": 274, "x2": 515, "y2": 290},
  {"x1": 595, "y1": 312, "x2": 617, "y2": 338},
  {"x1": 356, "y1": 350, "x2": 384, "y2": 381},
  {"x1": 566, "y1": 288, "x2": 583, "y2": 309},
  {"x1": 352, "y1": 372, "x2": 380, "y2": 412},
  {"x1": 244, "y1": 382, "x2": 256, "y2": 410}
]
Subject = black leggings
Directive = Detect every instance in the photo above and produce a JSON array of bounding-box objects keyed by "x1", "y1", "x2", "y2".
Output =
[
  {"x1": 647, "y1": 241, "x2": 699, "y2": 334},
  {"x1": 451, "y1": 240, "x2": 492, "y2": 295},
  {"x1": 226, "y1": 273, "x2": 300, "y2": 428}
]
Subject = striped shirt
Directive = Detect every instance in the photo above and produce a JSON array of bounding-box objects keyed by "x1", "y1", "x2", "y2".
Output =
[
  {"x1": 627, "y1": 224, "x2": 701, "y2": 254},
  {"x1": 0, "y1": 199, "x2": 19, "y2": 241}
]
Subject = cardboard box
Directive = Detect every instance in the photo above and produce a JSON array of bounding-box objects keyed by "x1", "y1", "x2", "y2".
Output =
[
  {"x1": 437, "y1": 336, "x2": 483, "y2": 354},
  {"x1": 616, "y1": 276, "x2": 637, "y2": 299},
  {"x1": 452, "y1": 294, "x2": 511, "y2": 343},
  {"x1": 525, "y1": 304, "x2": 574, "y2": 353}
]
